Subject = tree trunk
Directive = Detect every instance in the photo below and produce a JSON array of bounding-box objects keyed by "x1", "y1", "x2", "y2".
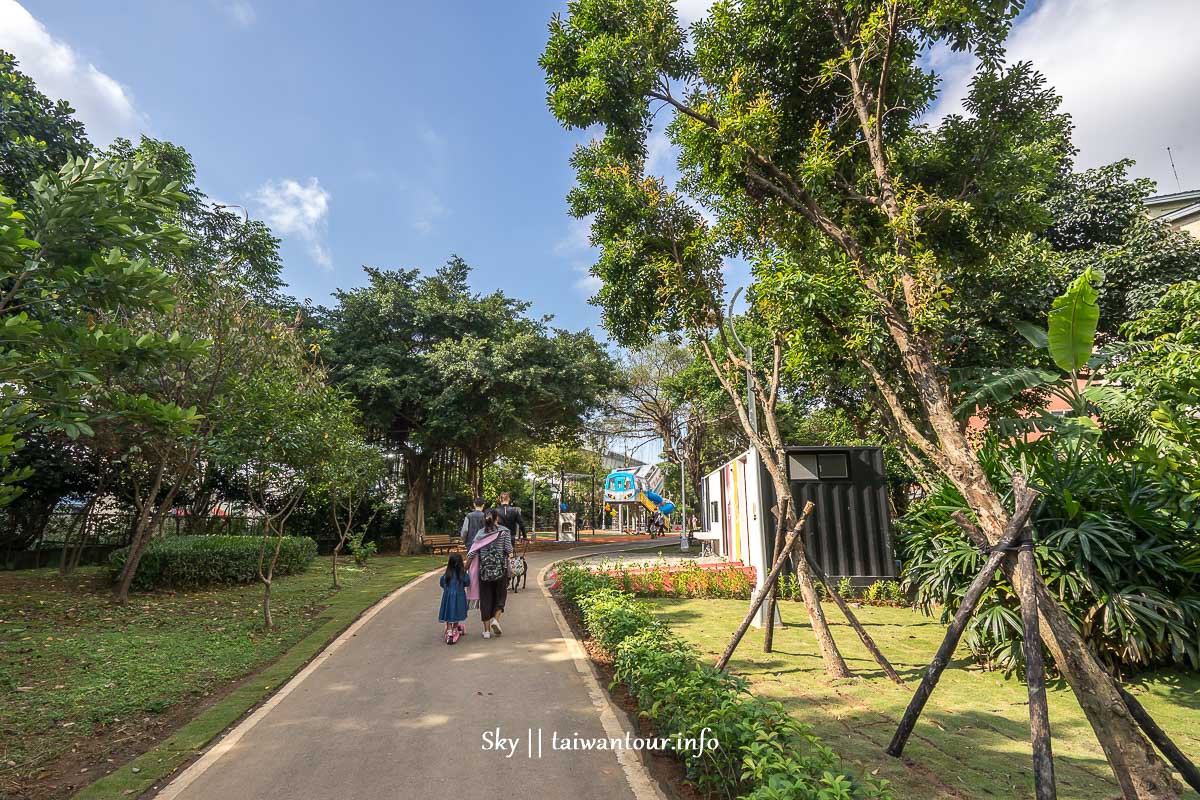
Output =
[
  {"x1": 113, "y1": 465, "x2": 166, "y2": 604},
  {"x1": 401, "y1": 476, "x2": 427, "y2": 555},
  {"x1": 762, "y1": 463, "x2": 851, "y2": 678},
  {"x1": 954, "y1": 481, "x2": 1180, "y2": 799},
  {"x1": 261, "y1": 576, "x2": 273, "y2": 629},
  {"x1": 866, "y1": 327, "x2": 1180, "y2": 798},
  {"x1": 401, "y1": 457, "x2": 429, "y2": 555},
  {"x1": 762, "y1": 497, "x2": 789, "y2": 652},
  {"x1": 332, "y1": 544, "x2": 341, "y2": 589}
]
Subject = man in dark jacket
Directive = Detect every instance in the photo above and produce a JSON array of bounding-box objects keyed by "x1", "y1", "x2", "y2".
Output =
[
  {"x1": 460, "y1": 497, "x2": 487, "y2": 549},
  {"x1": 494, "y1": 492, "x2": 527, "y2": 546}
]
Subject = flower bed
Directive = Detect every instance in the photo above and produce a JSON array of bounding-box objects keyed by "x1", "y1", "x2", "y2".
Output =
[{"x1": 553, "y1": 561, "x2": 893, "y2": 800}]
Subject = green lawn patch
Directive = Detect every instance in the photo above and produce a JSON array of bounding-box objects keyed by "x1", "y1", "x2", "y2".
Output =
[
  {"x1": 0, "y1": 554, "x2": 439, "y2": 800},
  {"x1": 644, "y1": 598, "x2": 1200, "y2": 800}
]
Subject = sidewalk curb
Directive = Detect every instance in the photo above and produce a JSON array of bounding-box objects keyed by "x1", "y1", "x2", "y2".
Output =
[{"x1": 538, "y1": 551, "x2": 670, "y2": 800}]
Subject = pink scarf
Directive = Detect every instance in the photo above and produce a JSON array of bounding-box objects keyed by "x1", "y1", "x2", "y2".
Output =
[{"x1": 465, "y1": 529, "x2": 502, "y2": 603}]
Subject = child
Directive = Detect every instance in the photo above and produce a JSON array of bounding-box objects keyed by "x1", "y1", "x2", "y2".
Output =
[{"x1": 438, "y1": 552, "x2": 470, "y2": 644}]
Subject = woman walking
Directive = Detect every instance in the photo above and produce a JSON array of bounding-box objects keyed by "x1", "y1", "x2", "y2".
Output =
[{"x1": 465, "y1": 509, "x2": 512, "y2": 639}]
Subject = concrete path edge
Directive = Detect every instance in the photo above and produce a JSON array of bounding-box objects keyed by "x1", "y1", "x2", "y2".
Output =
[
  {"x1": 537, "y1": 555, "x2": 669, "y2": 800},
  {"x1": 153, "y1": 567, "x2": 442, "y2": 800}
]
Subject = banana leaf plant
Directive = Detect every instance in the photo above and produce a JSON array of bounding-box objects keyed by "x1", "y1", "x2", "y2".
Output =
[{"x1": 955, "y1": 268, "x2": 1123, "y2": 438}]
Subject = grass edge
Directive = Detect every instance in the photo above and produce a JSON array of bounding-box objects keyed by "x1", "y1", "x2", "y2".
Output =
[{"x1": 70, "y1": 562, "x2": 439, "y2": 800}]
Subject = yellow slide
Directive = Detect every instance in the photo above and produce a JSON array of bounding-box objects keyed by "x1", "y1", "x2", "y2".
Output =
[{"x1": 636, "y1": 491, "x2": 659, "y2": 513}]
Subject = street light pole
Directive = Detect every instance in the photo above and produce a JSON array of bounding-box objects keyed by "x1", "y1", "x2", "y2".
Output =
[
  {"x1": 728, "y1": 287, "x2": 757, "y2": 434},
  {"x1": 679, "y1": 445, "x2": 688, "y2": 552}
]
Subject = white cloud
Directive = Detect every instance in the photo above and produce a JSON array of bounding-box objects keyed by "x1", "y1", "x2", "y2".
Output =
[
  {"x1": 645, "y1": 128, "x2": 679, "y2": 182},
  {"x1": 928, "y1": 0, "x2": 1200, "y2": 193},
  {"x1": 0, "y1": 0, "x2": 144, "y2": 144},
  {"x1": 555, "y1": 216, "x2": 593, "y2": 256},
  {"x1": 409, "y1": 188, "x2": 447, "y2": 235},
  {"x1": 252, "y1": 177, "x2": 332, "y2": 268},
  {"x1": 554, "y1": 216, "x2": 602, "y2": 295},
  {"x1": 674, "y1": 0, "x2": 715, "y2": 26},
  {"x1": 575, "y1": 269, "x2": 604, "y2": 294},
  {"x1": 219, "y1": 0, "x2": 256, "y2": 28}
]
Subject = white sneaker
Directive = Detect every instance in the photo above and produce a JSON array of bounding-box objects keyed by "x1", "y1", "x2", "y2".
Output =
[
  {"x1": 491, "y1": 620, "x2": 503, "y2": 636},
  {"x1": 482, "y1": 630, "x2": 492, "y2": 639}
]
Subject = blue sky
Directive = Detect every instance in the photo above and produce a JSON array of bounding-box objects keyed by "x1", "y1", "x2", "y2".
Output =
[
  {"x1": 5, "y1": 0, "x2": 624, "y2": 331},
  {"x1": 3, "y1": 0, "x2": 1199, "y2": 343}
]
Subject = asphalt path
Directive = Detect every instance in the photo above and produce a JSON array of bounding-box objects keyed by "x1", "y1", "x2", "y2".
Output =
[{"x1": 155, "y1": 544, "x2": 664, "y2": 800}]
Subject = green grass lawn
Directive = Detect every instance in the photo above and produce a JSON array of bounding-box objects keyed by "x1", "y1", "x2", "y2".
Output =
[
  {"x1": 0, "y1": 554, "x2": 440, "y2": 800},
  {"x1": 644, "y1": 597, "x2": 1200, "y2": 800}
]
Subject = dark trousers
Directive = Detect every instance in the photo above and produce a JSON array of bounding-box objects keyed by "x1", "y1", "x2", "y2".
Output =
[{"x1": 479, "y1": 578, "x2": 508, "y2": 622}]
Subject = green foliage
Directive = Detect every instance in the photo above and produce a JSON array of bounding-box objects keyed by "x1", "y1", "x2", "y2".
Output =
[
  {"x1": 555, "y1": 561, "x2": 618, "y2": 603},
  {"x1": 108, "y1": 535, "x2": 317, "y2": 591},
  {"x1": 0, "y1": 51, "x2": 91, "y2": 203},
  {"x1": 347, "y1": 531, "x2": 377, "y2": 567},
  {"x1": 564, "y1": 572, "x2": 891, "y2": 799},
  {"x1": 1108, "y1": 281, "x2": 1200, "y2": 516},
  {"x1": 1044, "y1": 160, "x2": 1200, "y2": 328},
  {"x1": 0, "y1": 155, "x2": 188, "y2": 506},
  {"x1": 578, "y1": 587, "x2": 664, "y2": 653},
  {"x1": 899, "y1": 437, "x2": 1199, "y2": 674},
  {"x1": 1046, "y1": 268, "x2": 1101, "y2": 374},
  {"x1": 955, "y1": 268, "x2": 1114, "y2": 438}
]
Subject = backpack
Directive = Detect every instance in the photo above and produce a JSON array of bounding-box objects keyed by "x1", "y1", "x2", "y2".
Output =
[{"x1": 478, "y1": 534, "x2": 508, "y2": 582}]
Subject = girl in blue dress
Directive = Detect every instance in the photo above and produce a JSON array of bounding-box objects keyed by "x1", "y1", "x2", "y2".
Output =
[{"x1": 438, "y1": 552, "x2": 470, "y2": 644}]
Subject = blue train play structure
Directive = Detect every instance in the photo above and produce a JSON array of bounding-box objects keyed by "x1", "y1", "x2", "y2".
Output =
[{"x1": 603, "y1": 464, "x2": 676, "y2": 517}]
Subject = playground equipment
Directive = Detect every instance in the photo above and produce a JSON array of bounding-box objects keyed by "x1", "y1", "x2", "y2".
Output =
[{"x1": 603, "y1": 465, "x2": 677, "y2": 532}]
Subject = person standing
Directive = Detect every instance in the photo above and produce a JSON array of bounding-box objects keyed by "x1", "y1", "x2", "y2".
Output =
[
  {"x1": 465, "y1": 509, "x2": 512, "y2": 638},
  {"x1": 437, "y1": 553, "x2": 469, "y2": 644},
  {"x1": 494, "y1": 491, "x2": 528, "y2": 545},
  {"x1": 460, "y1": 496, "x2": 487, "y2": 550}
]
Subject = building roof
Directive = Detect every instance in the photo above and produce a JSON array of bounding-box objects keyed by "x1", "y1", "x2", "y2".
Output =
[
  {"x1": 1145, "y1": 189, "x2": 1200, "y2": 226},
  {"x1": 1145, "y1": 188, "x2": 1200, "y2": 207}
]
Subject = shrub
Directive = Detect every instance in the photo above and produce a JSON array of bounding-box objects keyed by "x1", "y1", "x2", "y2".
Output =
[
  {"x1": 899, "y1": 436, "x2": 1200, "y2": 673},
  {"x1": 347, "y1": 531, "x2": 377, "y2": 567},
  {"x1": 108, "y1": 535, "x2": 317, "y2": 591},
  {"x1": 556, "y1": 561, "x2": 616, "y2": 604},
  {"x1": 578, "y1": 588, "x2": 663, "y2": 653},
  {"x1": 861, "y1": 580, "x2": 905, "y2": 606},
  {"x1": 562, "y1": 567, "x2": 892, "y2": 800}
]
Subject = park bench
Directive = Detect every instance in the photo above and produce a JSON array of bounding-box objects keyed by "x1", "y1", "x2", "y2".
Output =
[{"x1": 422, "y1": 534, "x2": 461, "y2": 554}]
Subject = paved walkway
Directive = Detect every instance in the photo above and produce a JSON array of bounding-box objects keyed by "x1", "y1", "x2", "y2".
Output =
[{"x1": 156, "y1": 546, "x2": 660, "y2": 800}]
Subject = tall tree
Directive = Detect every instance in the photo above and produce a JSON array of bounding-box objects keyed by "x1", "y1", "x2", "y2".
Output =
[
  {"x1": 0, "y1": 156, "x2": 183, "y2": 509},
  {"x1": 0, "y1": 51, "x2": 91, "y2": 203},
  {"x1": 541, "y1": 1, "x2": 1178, "y2": 793},
  {"x1": 321, "y1": 257, "x2": 615, "y2": 552}
]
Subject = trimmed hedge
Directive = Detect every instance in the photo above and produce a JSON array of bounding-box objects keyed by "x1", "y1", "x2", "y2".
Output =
[
  {"x1": 555, "y1": 562, "x2": 892, "y2": 800},
  {"x1": 108, "y1": 535, "x2": 317, "y2": 591}
]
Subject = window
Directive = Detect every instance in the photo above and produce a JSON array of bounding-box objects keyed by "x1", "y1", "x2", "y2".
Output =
[
  {"x1": 817, "y1": 453, "x2": 850, "y2": 479},
  {"x1": 788, "y1": 454, "x2": 819, "y2": 481},
  {"x1": 709, "y1": 500, "x2": 720, "y2": 522}
]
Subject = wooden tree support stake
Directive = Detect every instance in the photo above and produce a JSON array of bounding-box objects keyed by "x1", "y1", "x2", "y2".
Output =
[
  {"x1": 887, "y1": 473, "x2": 1038, "y2": 757},
  {"x1": 1118, "y1": 686, "x2": 1200, "y2": 793},
  {"x1": 762, "y1": 506, "x2": 790, "y2": 654},
  {"x1": 717, "y1": 501, "x2": 814, "y2": 672},
  {"x1": 807, "y1": 556, "x2": 906, "y2": 685},
  {"x1": 1016, "y1": 536, "x2": 1057, "y2": 800}
]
